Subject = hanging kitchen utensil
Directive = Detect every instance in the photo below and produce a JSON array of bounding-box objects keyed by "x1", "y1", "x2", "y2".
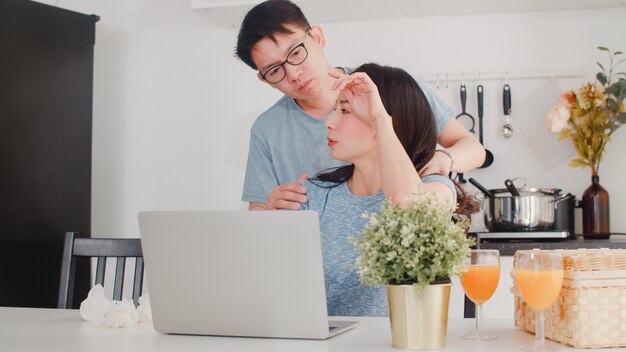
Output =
[
  {"x1": 502, "y1": 84, "x2": 513, "y2": 138},
  {"x1": 477, "y1": 85, "x2": 494, "y2": 168},
  {"x1": 510, "y1": 81, "x2": 576, "y2": 169},
  {"x1": 468, "y1": 177, "x2": 495, "y2": 199},
  {"x1": 455, "y1": 83, "x2": 476, "y2": 133},
  {"x1": 450, "y1": 171, "x2": 467, "y2": 184},
  {"x1": 453, "y1": 83, "x2": 473, "y2": 184},
  {"x1": 504, "y1": 179, "x2": 520, "y2": 196}
]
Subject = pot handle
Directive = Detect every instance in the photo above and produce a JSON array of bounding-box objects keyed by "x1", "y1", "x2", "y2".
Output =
[{"x1": 551, "y1": 193, "x2": 574, "y2": 209}]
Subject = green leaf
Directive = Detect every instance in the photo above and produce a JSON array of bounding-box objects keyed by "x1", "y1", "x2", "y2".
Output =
[
  {"x1": 616, "y1": 58, "x2": 626, "y2": 68},
  {"x1": 608, "y1": 98, "x2": 618, "y2": 110},
  {"x1": 597, "y1": 62, "x2": 606, "y2": 73},
  {"x1": 616, "y1": 82, "x2": 626, "y2": 101},
  {"x1": 598, "y1": 46, "x2": 609, "y2": 51},
  {"x1": 617, "y1": 112, "x2": 626, "y2": 124},
  {"x1": 605, "y1": 84, "x2": 617, "y2": 94},
  {"x1": 597, "y1": 72, "x2": 608, "y2": 85},
  {"x1": 610, "y1": 125, "x2": 620, "y2": 135},
  {"x1": 606, "y1": 81, "x2": 626, "y2": 100},
  {"x1": 615, "y1": 51, "x2": 623, "y2": 56}
]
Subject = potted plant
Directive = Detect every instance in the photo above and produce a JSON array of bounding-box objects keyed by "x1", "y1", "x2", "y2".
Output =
[
  {"x1": 352, "y1": 192, "x2": 474, "y2": 350},
  {"x1": 546, "y1": 47, "x2": 626, "y2": 238}
]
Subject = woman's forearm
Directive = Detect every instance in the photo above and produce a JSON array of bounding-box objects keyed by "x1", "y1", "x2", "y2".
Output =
[
  {"x1": 437, "y1": 119, "x2": 486, "y2": 173},
  {"x1": 376, "y1": 114, "x2": 421, "y2": 207},
  {"x1": 445, "y1": 136, "x2": 486, "y2": 172}
]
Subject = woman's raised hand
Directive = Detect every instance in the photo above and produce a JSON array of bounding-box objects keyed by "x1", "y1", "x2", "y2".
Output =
[{"x1": 330, "y1": 71, "x2": 388, "y2": 125}]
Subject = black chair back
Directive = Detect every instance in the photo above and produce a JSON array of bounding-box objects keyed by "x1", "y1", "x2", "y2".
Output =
[{"x1": 57, "y1": 231, "x2": 144, "y2": 309}]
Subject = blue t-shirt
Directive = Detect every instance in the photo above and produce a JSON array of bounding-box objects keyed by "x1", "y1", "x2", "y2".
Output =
[
  {"x1": 300, "y1": 174, "x2": 456, "y2": 317},
  {"x1": 241, "y1": 74, "x2": 454, "y2": 203}
]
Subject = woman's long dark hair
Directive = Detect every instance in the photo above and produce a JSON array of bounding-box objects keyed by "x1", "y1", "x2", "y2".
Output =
[{"x1": 313, "y1": 63, "x2": 478, "y2": 218}]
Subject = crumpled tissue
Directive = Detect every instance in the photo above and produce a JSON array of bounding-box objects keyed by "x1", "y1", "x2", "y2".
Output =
[
  {"x1": 137, "y1": 295, "x2": 152, "y2": 323},
  {"x1": 104, "y1": 300, "x2": 139, "y2": 328},
  {"x1": 79, "y1": 284, "x2": 114, "y2": 322},
  {"x1": 79, "y1": 284, "x2": 152, "y2": 328}
]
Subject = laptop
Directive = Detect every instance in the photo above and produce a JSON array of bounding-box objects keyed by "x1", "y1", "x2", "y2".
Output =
[{"x1": 138, "y1": 210, "x2": 358, "y2": 339}]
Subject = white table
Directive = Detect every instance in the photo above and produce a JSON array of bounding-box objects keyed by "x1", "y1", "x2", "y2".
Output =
[{"x1": 0, "y1": 307, "x2": 617, "y2": 351}]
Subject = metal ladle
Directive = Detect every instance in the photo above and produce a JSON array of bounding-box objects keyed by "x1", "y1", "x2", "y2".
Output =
[{"x1": 502, "y1": 84, "x2": 513, "y2": 138}]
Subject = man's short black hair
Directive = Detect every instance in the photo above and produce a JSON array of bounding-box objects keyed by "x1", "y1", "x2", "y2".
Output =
[{"x1": 235, "y1": 0, "x2": 311, "y2": 70}]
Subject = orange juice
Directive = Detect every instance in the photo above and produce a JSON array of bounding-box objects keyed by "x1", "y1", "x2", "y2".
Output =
[
  {"x1": 515, "y1": 269, "x2": 564, "y2": 311},
  {"x1": 460, "y1": 265, "x2": 500, "y2": 304}
]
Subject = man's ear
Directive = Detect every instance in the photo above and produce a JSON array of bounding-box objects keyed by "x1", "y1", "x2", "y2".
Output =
[
  {"x1": 257, "y1": 71, "x2": 274, "y2": 88},
  {"x1": 309, "y1": 25, "x2": 326, "y2": 49}
]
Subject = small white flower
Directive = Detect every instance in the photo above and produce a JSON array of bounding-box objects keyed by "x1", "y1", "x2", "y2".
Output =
[{"x1": 401, "y1": 233, "x2": 415, "y2": 247}]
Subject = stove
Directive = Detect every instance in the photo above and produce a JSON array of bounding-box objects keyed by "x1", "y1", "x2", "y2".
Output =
[
  {"x1": 476, "y1": 231, "x2": 570, "y2": 240},
  {"x1": 473, "y1": 192, "x2": 577, "y2": 241}
]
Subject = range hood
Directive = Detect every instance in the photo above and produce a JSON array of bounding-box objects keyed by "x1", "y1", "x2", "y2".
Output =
[{"x1": 191, "y1": 0, "x2": 626, "y2": 29}]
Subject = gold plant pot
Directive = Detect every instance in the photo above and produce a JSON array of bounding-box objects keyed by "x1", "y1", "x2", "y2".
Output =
[{"x1": 387, "y1": 283, "x2": 451, "y2": 350}]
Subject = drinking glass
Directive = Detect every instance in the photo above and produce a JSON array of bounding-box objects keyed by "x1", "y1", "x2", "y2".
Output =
[
  {"x1": 460, "y1": 249, "x2": 500, "y2": 340},
  {"x1": 514, "y1": 250, "x2": 564, "y2": 352}
]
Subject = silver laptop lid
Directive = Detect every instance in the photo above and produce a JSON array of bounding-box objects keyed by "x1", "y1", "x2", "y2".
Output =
[{"x1": 138, "y1": 210, "x2": 331, "y2": 339}]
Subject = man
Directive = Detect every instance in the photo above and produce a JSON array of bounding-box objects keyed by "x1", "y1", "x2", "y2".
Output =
[{"x1": 235, "y1": 0, "x2": 485, "y2": 210}]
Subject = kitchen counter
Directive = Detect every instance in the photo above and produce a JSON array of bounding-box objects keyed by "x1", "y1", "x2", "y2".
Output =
[
  {"x1": 477, "y1": 235, "x2": 626, "y2": 256},
  {"x1": 1, "y1": 307, "x2": 614, "y2": 352}
]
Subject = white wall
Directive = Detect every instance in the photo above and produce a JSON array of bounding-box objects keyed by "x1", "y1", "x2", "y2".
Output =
[{"x1": 37, "y1": 0, "x2": 626, "y2": 317}]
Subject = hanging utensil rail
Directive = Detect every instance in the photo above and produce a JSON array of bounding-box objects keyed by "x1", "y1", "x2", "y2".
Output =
[{"x1": 421, "y1": 69, "x2": 585, "y2": 83}]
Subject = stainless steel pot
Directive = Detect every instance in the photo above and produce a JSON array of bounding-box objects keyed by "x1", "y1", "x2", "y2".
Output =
[{"x1": 483, "y1": 188, "x2": 574, "y2": 231}]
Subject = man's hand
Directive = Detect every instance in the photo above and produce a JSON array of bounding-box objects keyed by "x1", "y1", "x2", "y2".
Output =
[
  {"x1": 419, "y1": 151, "x2": 453, "y2": 176},
  {"x1": 266, "y1": 173, "x2": 310, "y2": 210}
]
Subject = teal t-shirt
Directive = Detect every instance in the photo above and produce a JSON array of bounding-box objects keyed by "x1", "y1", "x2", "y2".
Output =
[
  {"x1": 241, "y1": 75, "x2": 454, "y2": 203},
  {"x1": 301, "y1": 174, "x2": 457, "y2": 317}
]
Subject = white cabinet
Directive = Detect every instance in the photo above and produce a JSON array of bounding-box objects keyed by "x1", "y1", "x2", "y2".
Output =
[{"x1": 192, "y1": 0, "x2": 625, "y2": 29}]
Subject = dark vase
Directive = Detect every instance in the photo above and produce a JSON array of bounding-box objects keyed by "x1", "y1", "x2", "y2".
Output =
[{"x1": 582, "y1": 175, "x2": 610, "y2": 239}]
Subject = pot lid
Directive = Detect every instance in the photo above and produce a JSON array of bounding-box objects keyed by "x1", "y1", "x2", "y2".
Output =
[
  {"x1": 489, "y1": 187, "x2": 562, "y2": 196},
  {"x1": 490, "y1": 177, "x2": 561, "y2": 196}
]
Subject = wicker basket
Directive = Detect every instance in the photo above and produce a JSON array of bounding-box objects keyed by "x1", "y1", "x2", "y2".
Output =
[{"x1": 514, "y1": 249, "x2": 626, "y2": 349}]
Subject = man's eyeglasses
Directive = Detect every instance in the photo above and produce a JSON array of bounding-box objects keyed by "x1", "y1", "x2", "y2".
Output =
[{"x1": 260, "y1": 31, "x2": 309, "y2": 84}]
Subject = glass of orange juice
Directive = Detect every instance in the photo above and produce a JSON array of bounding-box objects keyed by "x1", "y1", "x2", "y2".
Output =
[
  {"x1": 514, "y1": 250, "x2": 564, "y2": 351},
  {"x1": 459, "y1": 249, "x2": 500, "y2": 340}
]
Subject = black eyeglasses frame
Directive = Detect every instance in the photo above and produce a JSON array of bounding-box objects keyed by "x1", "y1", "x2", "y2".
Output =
[{"x1": 260, "y1": 31, "x2": 310, "y2": 84}]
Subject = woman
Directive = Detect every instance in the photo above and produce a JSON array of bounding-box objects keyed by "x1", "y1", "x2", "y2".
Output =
[{"x1": 301, "y1": 63, "x2": 473, "y2": 316}]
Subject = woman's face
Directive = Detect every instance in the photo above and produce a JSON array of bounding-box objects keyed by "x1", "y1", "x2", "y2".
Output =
[{"x1": 325, "y1": 94, "x2": 377, "y2": 162}]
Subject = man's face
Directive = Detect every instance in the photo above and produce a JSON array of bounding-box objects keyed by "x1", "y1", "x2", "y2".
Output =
[{"x1": 251, "y1": 24, "x2": 330, "y2": 102}]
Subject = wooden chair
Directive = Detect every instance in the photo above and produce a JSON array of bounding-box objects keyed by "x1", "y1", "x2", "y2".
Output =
[{"x1": 57, "y1": 231, "x2": 144, "y2": 309}]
